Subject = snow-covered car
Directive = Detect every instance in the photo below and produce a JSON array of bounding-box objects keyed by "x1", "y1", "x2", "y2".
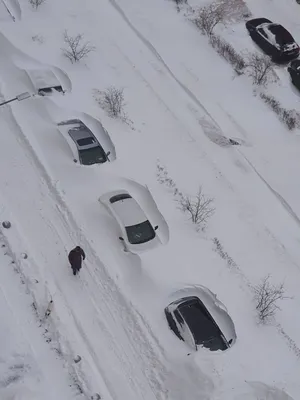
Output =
[
  {"x1": 57, "y1": 117, "x2": 116, "y2": 166},
  {"x1": 23, "y1": 66, "x2": 72, "y2": 96},
  {"x1": 99, "y1": 187, "x2": 168, "y2": 253},
  {"x1": 165, "y1": 287, "x2": 236, "y2": 351},
  {"x1": 246, "y1": 18, "x2": 299, "y2": 62},
  {"x1": 288, "y1": 59, "x2": 300, "y2": 90}
]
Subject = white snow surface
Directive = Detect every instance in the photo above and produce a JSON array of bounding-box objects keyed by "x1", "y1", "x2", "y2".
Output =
[{"x1": 0, "y1": 0, "x2": 299, "y2": 399}]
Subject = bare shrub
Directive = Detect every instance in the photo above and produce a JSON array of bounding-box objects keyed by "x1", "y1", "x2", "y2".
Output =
[
  {"x1": 29, "y1": 0, "x2": 46, "y2": 9},
  {"x1": 213, "y1": 237, "x2": 237, "y2": 267},
  {"x1": 209, "y1": 34, "x2": 245, "y2": 74},
  {"x1": 172, "y1": 0, "x2": 187, "y2": 3},
  {"x1": 260, "y1": 93, "x2": 300, "y2": 130},
  {"x1": 245, "y1": 53, "x2": 274, "y2": 86},
  {"x1": 171, "y1": 0, "x2": 188, "y2": 12},
  {"x1": 62, "y1": 31, "x2": 95, "y2": 63},
  {"x1": 178, "y1": 187, "x2": 215, "y2": 229},
  {"x1": 94, "y1": 87, "x2": 125, "y2": 118},
  {"x1": 32, "y1": 34, "x2": 44, "y2": 44},
  {"x1": 254, "y1": 275, "x2": 288, "y2": 323},
  {"x1": 193, "y1": 2, "x2": 227, "y2": 36},
  {"x1": 220, "y1": 0, "x2": 251, "y2": 22}
]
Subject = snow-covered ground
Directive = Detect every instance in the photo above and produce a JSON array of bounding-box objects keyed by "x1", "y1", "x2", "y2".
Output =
[{"x1": 0, "y1": 0, "x2": 300, "y2": 398}]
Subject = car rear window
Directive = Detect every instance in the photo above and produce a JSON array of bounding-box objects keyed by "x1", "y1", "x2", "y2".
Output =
[
  {"x1": 125, "y1": 220, "x2": 155, "y2": 244},
  {"x1": 77, "y1": 137, "x2": 96, "y2": 146},
  {"x1": 268, "y1": 24, "x2": 294, "y2": 44},
  {"x1": 109, "y1": 193, "x2": 132, "y2": 203},
  {"x1": 179, "y1": 299, "x2": 228, "y2": 351}
]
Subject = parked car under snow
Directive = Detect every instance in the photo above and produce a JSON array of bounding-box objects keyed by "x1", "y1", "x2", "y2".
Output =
[
  {"x1": 287, "y1": 59, "x2": 300, "y2": 90},
  {"x1": 99, "y1": 184, "x2": 169, "y2": 254},
  {"x1": 165, "y1": 286, "x2": 236, "y2": 351},
  {"x1": 246, "y1": 18, "x2": 299, "y2": 62},
  {"x1": 23, "y1": 66, "x2": 72, "y2": 96},
  {"x1": 57, "y1": 116, "x2": 116, "y2": 166}
]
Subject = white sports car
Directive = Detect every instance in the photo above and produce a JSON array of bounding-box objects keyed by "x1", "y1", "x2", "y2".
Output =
[{"x1": 99, "y1": 187, "x2": 169, "y2": 253}]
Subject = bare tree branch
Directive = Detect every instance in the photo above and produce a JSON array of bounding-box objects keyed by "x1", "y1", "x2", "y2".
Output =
[
  {"x1": 254, "y1": 275, "x2": 289, "y2": 323},
  {"x1": 178, "y1": 186, "x2": 215, "y2": 229},
  {"x1": 245, "y1": 53, "x2": 274, "y2": 86},
  {"x1": 193, "y1": 2, "x2": 227, "y2": 36},
  {"x1": 29, "y1": 0, "x2": 46, "y2": 9},
  {"x1": 62, "y1": 31, "x2": 95, "y2": 63}
]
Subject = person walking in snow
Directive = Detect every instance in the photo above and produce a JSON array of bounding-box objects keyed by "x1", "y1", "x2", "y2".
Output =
[{"x1": 68, "y1": 246, "x2": 85, "y2": 276}]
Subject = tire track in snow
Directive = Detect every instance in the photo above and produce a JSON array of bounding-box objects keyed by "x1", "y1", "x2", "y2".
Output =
[
  {"x1": 238, "y1": 150, "x2": 300, "y2": 228},
  {"x1": 0, "y1": 103, "x2": 168, "y2": 400},
  {"x1": 106, "y1": 0, "x2": 224, "y2": 132},
  {"x1": 106, "y1": 0, "x2": 300, "y2": 364}
]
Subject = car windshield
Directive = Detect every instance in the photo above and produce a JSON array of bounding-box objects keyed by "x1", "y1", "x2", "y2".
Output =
[
  {"x1": 125, "y1": 220, "x2": 155, "y2": 245},
  {"x1": 179, "y1": 299, "x2": 228, "y2": 351},
  {"x1": 78, "y1": 146, "x2": 107, "y2": 165},
  {"x1": 268, "y1": 24, "x2": 294, "y2": 45}
]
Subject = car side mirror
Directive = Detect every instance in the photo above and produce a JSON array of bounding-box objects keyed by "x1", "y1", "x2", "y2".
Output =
[
  {"x1": 154, "y1": 225, "x2": 158, "y2": 230},
  {"x1": 119, "y1": 237, "x2": 124, "y2": 241},
  {"x1": 73, "y1": 159, "x2": 78, "y2": 163}
]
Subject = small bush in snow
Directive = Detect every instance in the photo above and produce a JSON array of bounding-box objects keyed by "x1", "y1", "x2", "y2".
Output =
[
  {"x1": 254, "y1": 275, "x2": 287, "y2": 323},
  {"x1": 95, "y1": 87, "x2": 125, "y2": 118},
  {"x1": 32, "y1": 34, "x2": 44, "y2": 44},
  {"x1": 74, "y1": 355, "x2": 81, "y2": 364},
  {"x1": 178, "y1": 187, "x2": 215, "y2": 229},
  {"x1": 62, "y1": 31, "x2": 95, "y2": 63},
  {"x1": 213, "y1": 237, "x2": 237, "y2": 267},
  {"x1": 2, "y1": 220, "x2": 11, "y2": 229},
  {"x1": 29, "y1": 0, "x2": 46, "y2": 9},
  {"x1": 156, "y1": 161, "x2": 183, "y2": 197},
  {"x1": 171, "y1": 0, "x2": 188, "y2": 12},
  {"x1": 157, "y1": 161, "x2": 215, "y2": 229},
  {"x1": 245, "y1": 53, "x2": 274, "y2": 86},
  {"x1": 193, "y1": 2, "x2": 227, "y2": 36},
  {"x1": 260, "y1": 93, "x2": 299, "y2": 130},
  {"x1": 171, "y1": 0, "x2": 187, "y2": 3},
  {"x1": 209, "y1": 34, "x2": 245, "y2": 74}
]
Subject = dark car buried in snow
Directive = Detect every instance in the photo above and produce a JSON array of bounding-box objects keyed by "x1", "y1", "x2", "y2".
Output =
[
  {"x1": 288, "y1": 59, "x2": 300, "y2": 90},
  {"x1": 246, "y1": 18, "x2": 299, "y2": 63},
  {"x1": 165, "y1": 292, "x2": 236, "y2": 352}
]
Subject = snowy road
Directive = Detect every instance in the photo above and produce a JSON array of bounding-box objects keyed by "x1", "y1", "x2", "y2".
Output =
[{"x1": 0, "y1": 103, "x2": 168, "y2": 399}]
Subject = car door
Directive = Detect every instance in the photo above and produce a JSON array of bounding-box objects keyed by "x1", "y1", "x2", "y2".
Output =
[
  {"x1": 174, "y1": 310, "x2": 197, "y2": 351},
  {"x1": 257, "y1": 27, "x2": 273, "y2": 54}
]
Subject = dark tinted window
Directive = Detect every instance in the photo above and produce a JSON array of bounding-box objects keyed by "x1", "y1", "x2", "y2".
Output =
[
  {"x1": 125, "y1": 220, "x2": 155, "y2": 244},
  {"x1": 179, "y1": 299, "x2": 228, "y2": 351},
  {"x1": 269, "y1": 25, "x2": 294, "y2": 45},
  {"x1": 110, "y1": 194, "x2": 132, "y2": 204},
  {"x1": 77, "y1": 137, "x2": 96, "y2": 146},
  {"x1": 78, "y1": 146, "x2": 107, "y2": 165}
]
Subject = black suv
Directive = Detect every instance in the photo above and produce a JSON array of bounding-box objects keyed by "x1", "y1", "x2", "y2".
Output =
[{"x1": 246, "y1": 18, "x2": 299, "y2": 63}]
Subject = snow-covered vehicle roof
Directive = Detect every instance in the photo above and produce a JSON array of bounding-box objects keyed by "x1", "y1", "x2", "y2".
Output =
[
  {"x1": 23, "y1": 66, "x2": 72, "y2": 95},
  {"x1": 57, "y1": 115, "x2": 116, "y2": 165}
]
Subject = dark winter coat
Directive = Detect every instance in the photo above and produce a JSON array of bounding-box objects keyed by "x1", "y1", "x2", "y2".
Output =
[{"x1": 68, "y1": 246, "x2": 86, "y2": 272}]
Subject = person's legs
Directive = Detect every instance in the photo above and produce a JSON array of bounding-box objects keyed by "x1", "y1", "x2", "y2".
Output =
[{"x1": 71, "y1": 265, "x2": 77, "y2": 276}]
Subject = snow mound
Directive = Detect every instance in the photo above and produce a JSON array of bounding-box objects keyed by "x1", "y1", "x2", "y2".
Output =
[
  {"x1": 0, "y1": 385, "x2": 40, "y2": 400},
  {"x1": 222, "y1": 381, "x2": 294, "y2": 400}
]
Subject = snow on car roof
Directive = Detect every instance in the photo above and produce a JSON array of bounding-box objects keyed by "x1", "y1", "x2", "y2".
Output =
[{"x1": 25, "y1": 68, "x2": 61, "y2": 90}]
